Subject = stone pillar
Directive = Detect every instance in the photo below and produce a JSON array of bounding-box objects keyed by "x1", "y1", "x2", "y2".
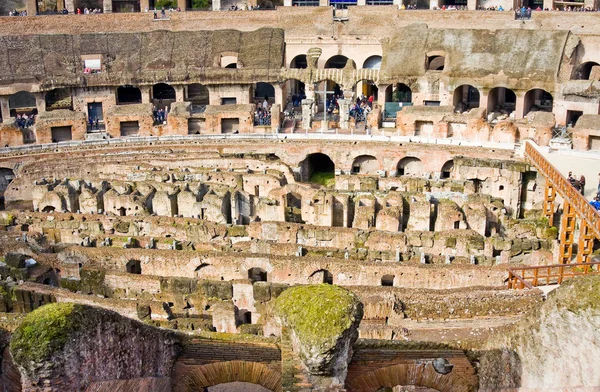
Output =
[
  {"x1": 301, "y1": 99, "x2": 313, "y2": 131},
  {"x1": 543, "y1": 0, "x2": 553, "y2": 9},
  {"x1": 103, "y1": 0, "x2": 112, "y2": 13},
  {"x1": 480, "y1": 90, "x2": 489, "y2": 114},
  {"x1": 305, "y1": 84, "x2": 315, "y2": 101},
  {"x1": 357, "y1": 0, "x2": 366, "y2": 5},
  {"x1": 271, "y1": 104, "x2": 281, "y2": 133},
  {"x1": 319, "y1": 0, "x2": 328, "y2": 6},
  {"x1": 56, "y1": 0, "x2": 65, "y2": 11},
  {"x1": 26, "y1": 0, "x2": 36, "y2": 15},
  {"x1": 393, "y1": 0, "x2": 402, "y2": 6},
  {"x1": 377, "y1": 87, "x2": 387, "y2": 107},
  {"x1": 338, "y1": 99, "x2": 350, "y2": 130},
  {"x1": 212, "y1": 0, "x2": 221, "y2": 11},
  {"x1": 178, "y1": 0, "x2": 186, "y2": 10},
  {"x1": 64, "y1": 0, "x2": 75, "y2": 12},
  {"x1": 0, "y1": 98, "x2": 10, "y2": 121},
  {"x1": 284, "y1": 0, "x2": 292, "y2": 5},
  {"x1": 140, "y1": 0, "x2": 150, "y2": 11},
  {"x1": 141, "y1": 86, "x2": 152, "y2": 104},
  {"x1": 274, "y1": 84, "x2": 284, "y2": 107},
  {"x1": 467, "y1": 0, "x2": 476, "y2": 9},
  {"x1": 515, "y1": 94, "x2": 525, "y2": 119},
  {"x1": 174, "y1": 85, "x2": 184, "y2": 102},
  {"x1": 429, "y1": 0, "x2": 439, "y2": 8},
  {"x1": 35, "y1": 93, "x2": 46, "y2": 114}
]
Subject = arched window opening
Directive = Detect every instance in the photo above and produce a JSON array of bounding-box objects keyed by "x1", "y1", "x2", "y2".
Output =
[
  {"x1": 116, "y1": 86, "x2": 142, "y2": 105},
  {"x1": 453, "y1": 85, "x2": 480, "y2": 113},
  {"x1": 362, "y1": 55, "x2": 382, "y2": 70},
  {"x1": 487, "y1": 87, "x2": 517, "y2": 115},
  {"x1": 355, "y1": 80, "x2": 378, "y2": 102},
  {"x1": 118, "y1": 207, "x2": 127, "y2": 216},
  {"x1": 572, "y1": 61, "x2": 600, "y2": 80},
  {"x1": 126, "y1": 260, "x2": 141, "y2": 274},
  {"x1": 186, "y1": 84, "x2": 210, "y2": 106},
  {"x1": 248, "y1": 267, "x2": 267, "y2": 282},
  {"x1": 301, "y1": 153, "x2": 335, "y2": 185},
  {"x1": 397, "y1": 157, "x2": 424, "y2": 177},
  {"x1": 45, "y1": 89, "x2": 73, "y2": 111},
  {"x1": 325, "y1": 55, "x2": 349, "y2": 69},
  {"x1": 524, "y1": 89, "x2": 553, "y2": 116},
  {"x1": 309, "y1": 269, "x2": 333, "y2": 284},
  {"x1": 381, "y1": 275, "x2": 394, "y2": 287},
  {"x1": 385, "y1": 83, "x2": 412, "y2": 104},
  {"x1": 290, "y1": 55, "x2": 308, "y2": 69},
  {"x1": 9, "y1": 91, "x2": 37, "y2": 117},
  {"x1": 426, "y1": 55, "x2": 445, "y2": 71},
  {"x1": 42, "y1": 206, "x2": 56, "y2": 213},
  {"x1": 285, "y1": 79, "x2": 306, "y2": 108},
  {"x1": 351, "y1": 155, "x2": 378, "y2": 175},
  {"x1": 440, "y1": 160, "x2": 454, "y2": 179},
  {"x1": 152, "y1": 83, "x2": 176, "y2": 101},
  {"x1": 254, "y1": 83, "x2": 275, "y2": 102}
]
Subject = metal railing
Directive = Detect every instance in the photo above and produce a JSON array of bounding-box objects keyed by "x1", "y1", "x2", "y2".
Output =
[
  {"x1": 523, "y1": 140, "x2": 600, "y2": 240},
  {"x1": 508, "y1": 261, "x2": 600, "y2": 289}
]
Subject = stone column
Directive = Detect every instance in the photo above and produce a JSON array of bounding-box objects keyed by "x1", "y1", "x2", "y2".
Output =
[
  {"x1": 429, "y1": 0, "x2": 439, "y2": 8},
  {"x1": 140, "y1": 0, "x2": 150, "y2": 11},
  {"x1": 515, "y1": 94, "x2": 525, "y2": 119},
  {"x1": 141, "y1": 86, "x2": 152, "y2": 104},
  {"x1": 56, "y1": 0, "x2": 65, "y2": 11},
  {"x1": 284, "y1": 0, "x2": 292, "y2": 5},
  {"x1": 357, "y1": 0, "x2": 366, "y2": 5},
  {"x1": 25, "y1": 0, "x2": 36, "y2": 15},
  {"x1": 319, "y1": 0, "x2": 328, "y2": 6},
  {"x1": 305, "y1": 84, "x2": 315, "y2": 101},
  {"x1": 377, "y1": 86, "x2": 387, "y2": 107},
  {"x1": 103, "y1": 0, "x2": 112, "y2": 13},
  {"x1": 479, "y1": 90, "x2": 489, "y2": 114},
  {"x1": 0, "y1": 98, "x2": 10, "y2": 122},
  {"x1": 212, "y1": 0, "x2": 221, "y2": 11},
  {"x1": 35, "y1": 93, "x2": 46, "y2": 114},
  {"x1": 274, "y1": 84, "x2": 284, "y2": 108},
  {"x1": 338, "y1": 99, "x2": 350, "y2": 130},
  {"x1": 543, "y1": 0, "x2": 553, "y2": 9},
  {"x1": 178, "y1": 0, "x2": 186, "y2": 10},
  {"x1": 64, "y1": 0, "x2": 75, "y2": 12},
  {"x1": 174, "y1": 85, "x2": 185, "y2": 102},
  {"x1": 467, "y1": 0, "x2": 476, "y2": 9},
  {"x1": 301, "y1": 99, "x2": 313, "y2": 131}
]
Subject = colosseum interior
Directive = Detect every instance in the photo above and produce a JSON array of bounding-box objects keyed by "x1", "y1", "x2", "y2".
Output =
[{"x1": 0, "y1": 2, "x2": 598, "y2": 392}]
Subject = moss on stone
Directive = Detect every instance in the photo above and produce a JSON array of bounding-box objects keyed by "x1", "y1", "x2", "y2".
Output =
[
  {"x1": 227, "y1": 225, "x2": 248, "y2": 237},
  {"x1": 274, "y1": 284, "x2": 360, "y2": 349},
  {"x1": 10, "y1": 303, "x2": 82, "y2": 368}
]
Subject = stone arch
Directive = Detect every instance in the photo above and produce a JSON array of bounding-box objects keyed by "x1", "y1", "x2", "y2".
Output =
[
  {"x1": 309, "y1": 269, "x2": 333, "y2": 284},
  {"x1": 45, "y1": 88, "x2": 72, "y2": 111},
  {"x1": 152, "y1": 83, "x2": 176, "y2": 101},
  {"x1": 487, "y1": 87, "x2": 516, "y2": 114},
  {"x1": 325, "y1": 55, "x2": 350, "y2": 69},
  {"x1": 452, "y1": 85, "x2": 479, "y2": 112},
  {"x1": 254, "y1": 82, "x2": 275, "y2": 102},
  {"x1": 523, "y1": 88, "x2": 553, "y2": 115},
  {"x1": 282, "y1": 78, "x2": 306, "y2": 107},
  {"x1": 116, "y1": 86, "x2": 142, "y2": 105},
  {"x1": 219, "y1": 52, "x2": 241, "y2": 69},
  {"x1": 363, "y1": 55, "x2": 382, "y2": 70},
  {"x1": 300, "y1": 153, "x2": 335, "y2": 183},
  {"x1": 351, "y1": 155, "x2": 379, "y2": 175},
  {"x1": 248, "y1": 267, "x2": 268, "y2": 282},
  {"x1": 396, "y1": 157, "x2": 423, "y2": 177},
  {"x1": 440, "y1": 160, "x2": 454, "y2": 179},
  {"x1": 186, "y1": 84, "x2": 210, "y2": 105},
  {"x1": 345, "y1": 363, "x2": 472, "y2": 392},
  {"x1": 175, "y1": 361, "x2": 282, "y2": 392},
  {"x1": 385, "y1": 83, "x2": 412, "y2": 103},
  {"x1": 426, "y1": 55, "x2": 445, "y2": 71},
  {"x1": 354, "y1": 79, "x2": 378, "y2": 102},
  {"x1": 571, "y1": 61, "x2": 600, "y2": 80},
  {"x1": 126, "y1": 259, "x2": 142, "y2": 274},
  {"x1": 290, "y1": 54, "x2": 308, "y2": 69}
]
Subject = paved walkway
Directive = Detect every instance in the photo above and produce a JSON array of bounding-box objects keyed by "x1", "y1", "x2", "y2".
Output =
[{"x1": 538, "y1": 147, "x2": 600, "y2": 201}]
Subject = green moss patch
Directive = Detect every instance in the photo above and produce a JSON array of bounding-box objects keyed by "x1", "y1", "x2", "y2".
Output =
[
  {"x1": 10, "y1": 303, "x2": 84, "y2": 368},
  {"x1": 274, "y1": 284, "x2": 360, "y2": 348},
  {"x1": 309, "y1": 172, "x2": 335, "y2": 188}
]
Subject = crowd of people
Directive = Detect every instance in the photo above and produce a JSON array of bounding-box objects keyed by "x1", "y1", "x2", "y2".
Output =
[
  {"x1": 7, "y1": 10, "x2": 27, "y2": 16},
  {"x1": 87, "y1": 117, "x2": 100, "y2": 130},
  {"x1": 15, "y1": 114, "x2": 35, "y2": 129},
  {"x1": 350, "y1": 94, "x2": 374, "y2": 122},
  {"x1": 75, "y1": 8, "x2": 103, "y2": 14},
  {"x1": 153, "y1": 106, "x2": 168, "y2": 125},
  {"x1": 567, "y1": 171, "x2": 586, "y2": 195},
  {"x1": 255, "y1": 98, "x2": 272, "y2": 125}
]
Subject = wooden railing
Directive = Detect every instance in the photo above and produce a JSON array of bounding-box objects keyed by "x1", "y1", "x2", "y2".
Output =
[
  {"x1": 523, "y1": 141, "x2": 600, "y2": 240},
  {"x1": 508, "y1": 262, "x2": 600, "y2": 289}
]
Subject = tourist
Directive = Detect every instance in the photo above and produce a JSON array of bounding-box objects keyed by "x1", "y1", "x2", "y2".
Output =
[
  {"x1": 580, "y1": 175, "x2": 586, "y2": 195},
  {"x1": 590, "y1": 198, "x2": 600, "y2": 211}
]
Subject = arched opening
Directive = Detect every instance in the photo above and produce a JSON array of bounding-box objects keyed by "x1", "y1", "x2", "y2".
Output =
[
  {"x1": 300, "y1": 153, "x2": 335, "y2": 184},
  {"x1": 42, "y1": 206, "x2": 56, "y2": 213},
  {"x1": 9, "y1": 91, "x2": 37, "y2": 118},
  {"x1": 118, "y1": 207, "x2": 127, "y2": 216},
  {"x1": 355, "y1": 80, "x2": 378, "y2": 103},
  {"x1": 126, "y1": 260, "x2": 142, "y2": 274},
  {"x1": 487, "y1": 87, "x2": 517, "y2": 115},
  {"x1": 397, "y1": 157, "x2": 424, "y2": 177},
  {"x1": 186, "y1": 84, "x2": 210, "y2": 108},
  {"x1": 176, "y1": 361, "x2": 282, "y2": 392},
  {"x1": 45, "y1": 88, "x2": 73, "y2": 111},
  {"x1": 309, "y1": 269, "x2": 333, "y2": 284},
  {"x1": 572, "y1": 61, "x2": 600, "y2": 80},
  {"x1": 207, "y1": 382, "x2": 273, "y2": 392},
  {"x1": 248, "y1": 267, "x2": 267, "y2": 282},
  {"x1": 152, "y1": 83, "x2": 176, "y2": 102},
  {"x1": 523, "y1": 89, "x2": 553, "y2": 115},
  {"x1": 363, "y1": 55, "x2": 382, "y2": 70},
  {"x1": 36, "y1": 0, "x2": 58, "y2": 13},
  {"x1": 381, "y1": 275, "x2": 394, "y2": 287},
  {"x1": 285, "y1": 192, "x2": 303, "y2": 223},
  {"x1": 116, "y1": 86, "x2": 142, "y2": 105},
  {"x1": 254, "y1": 82, "x2": 275, "y2": 103},
  {"x1": 325, "y1": 55, "x2": 349, "y2": 69},
  {"x1": 440, "y1": 160, "x2": 454, "y2": 179},
  {"x1": 314, "y1": 80, "x2": 342, "y2": 120},
  {"x1": 426, "y1": 56, "x2": 445, "y2": 71},
  {"x1": 385, "y1": 84, "x2": 412, "y2": 103},
  {"x1": 284, "y1": 78, "x2": 306, "y2": 108},
  {"x1": 290, "y1": 55, "x2": 308, "y2": 69},
  {"x1": 352, "y1": 155, "x2": 379, "y2": 175},
  {"x1": 453, "y1": 85, "x2": 480, "y2": 113}
]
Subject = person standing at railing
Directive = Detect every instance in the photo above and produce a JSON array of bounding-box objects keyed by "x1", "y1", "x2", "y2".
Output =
[{"x1": 580, "y1": 175, "x2": 586, "y2": 195}]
